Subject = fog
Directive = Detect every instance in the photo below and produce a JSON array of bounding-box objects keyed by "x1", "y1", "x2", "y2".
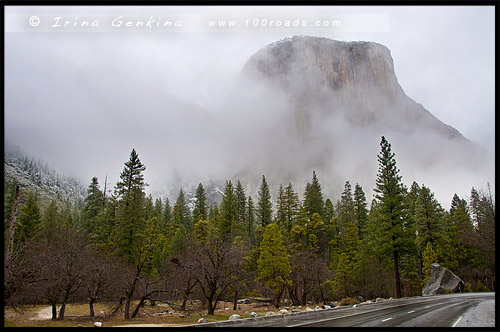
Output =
[{"x1": 4, "y1": 6, "x2": 495, "y2": 207}]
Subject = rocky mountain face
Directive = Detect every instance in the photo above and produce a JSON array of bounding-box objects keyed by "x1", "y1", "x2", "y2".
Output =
[
  {"x1": 224, "y1": 36, "x2": 491, "y2": 203},
  {"x1": 241, "y1": 36, "x2": 468, "y2": 143}
]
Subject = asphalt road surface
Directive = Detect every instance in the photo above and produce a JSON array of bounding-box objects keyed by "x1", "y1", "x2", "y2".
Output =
[{"x1": 195, "y1": 292, "x2": 495, "y2": 328}]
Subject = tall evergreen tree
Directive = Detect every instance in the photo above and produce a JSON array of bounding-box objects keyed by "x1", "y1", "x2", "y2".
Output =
[
  {"x1": 162, "y1": 197, "x2": 172, "y2": 235},
  {"x1": 82, "y1": 177, "x2": 105, "y2": 235},
  {"x1": 373, "y1": 136, "x2": 411, "y2": 299},
  {"x1": 113, "y1": 149, "x2": 148, "y2": 262},
  {"x1": 336, "y1": 181, "x2": 355, "y2": 245},
  {"x1": 219, "y1": 180, "x2": 238, "y2": 241},
  {"x1": 324, "y1": 198, "x2": 335, "y2": 224},
  {"x1": 192, "y1": 183, "x2": 208, "y2": 223},
  {"x1": 353, "y1": 183, "x2": 368, "y2": 240},
  {"x1": 235, "y1": 180, "x2": 247, "y2": 224},
  {"x1": 415, "y1": 185, "x2": 445, "y2": 250},
  {"x1": 247, "y1": 196, "x2": 257, "y2": 247},
  {"x1": 14, "y1": 191, "x2": 41, "y2": 247},
  {"x1": 256, "y1": 175, "x2": 273, "y2": 227},
  {"x1": 153, "y1": 198, "x2": 163, "y2": 222},
  {"x1": 40, "y1": 200, "x2": 62, "y2": 242},
  {"x1": 168, "y1": 189, "x2": 191, "y2": 235},
  {"x1": 303, "y1": 171, "x2": 324, "y2": 220},
  {"x1": 275, "y1": 185, "x2": 288, "y2": 234}
]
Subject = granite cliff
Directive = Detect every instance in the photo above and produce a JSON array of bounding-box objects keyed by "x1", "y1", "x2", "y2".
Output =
[
  {"x1": 214, "y1": 35, "x2": 492, "y2": 204},
  {"x1": 240, "y1": 36, "x2": 469, "y2": 144}
]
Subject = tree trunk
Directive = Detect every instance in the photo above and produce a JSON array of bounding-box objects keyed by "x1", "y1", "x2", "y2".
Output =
[
  {"x1": 124, "y1": 298, "x2": 131, "y2": 319},
  {"x1": 274, "y1": 286, "x2": 285, "y2": 308},
  {"x1": 58, "y1": 302, "x2": 67, "y2": 320},
  {"x1": 5, "y1": 185, "x2": 20, "y2": 267},
  {"x1": 51, "y1": 302, "x2": 58, "y2": 320},
  {"x1": 89, "y1": 297, "x2": 95, "y2": 317},
  {"x1": 131, "y1": 297, "x2": 146, "y2": 319},
  {"x1": 109, "y1": 295, "x2": 124, "y2": 317},
  {"x1": 207, "y1": 301, "x2": 215, "y2": 315},
  {"x1": 232, "y1": 290, "x2": 238, "y2": 310},
  {"x1": 393, "y1": 250, "x2": 402, "y2": 298},
  {"x1": 181, "y1": 295, "x2": 188, "y2": 311}
]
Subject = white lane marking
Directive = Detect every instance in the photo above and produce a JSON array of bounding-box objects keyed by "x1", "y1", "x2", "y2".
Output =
[
  {"x1": 452, "y1": 316, "x2": 463, "y2": 327},
  {"x1": 407, "y1": 310, "x2": 415, "y2": 313},
  {"x1": 425, "y1": 306, "x2": 431, "y2": 308},
  {"x1": 381, "y1": 317, "x2": 392, "y2": 322}
]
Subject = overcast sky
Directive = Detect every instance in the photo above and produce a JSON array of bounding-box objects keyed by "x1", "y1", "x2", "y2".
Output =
[{"x1": 4, "y1": 5, "x2": 495, "y2": 204}]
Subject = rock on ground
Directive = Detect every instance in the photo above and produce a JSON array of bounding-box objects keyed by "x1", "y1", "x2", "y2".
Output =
[{"x1": 422, "y1": 263, "x2": 464, "y2": 296}]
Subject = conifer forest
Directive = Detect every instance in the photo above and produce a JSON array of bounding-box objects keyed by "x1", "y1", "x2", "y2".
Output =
[{"x1": 4, "y1": 136, "x2": 495, "y2": 320}]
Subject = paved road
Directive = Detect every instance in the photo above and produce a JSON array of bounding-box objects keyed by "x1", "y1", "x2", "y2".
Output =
[{"x1": 195, "y1": 292, "x2": 495, "y2": 328}]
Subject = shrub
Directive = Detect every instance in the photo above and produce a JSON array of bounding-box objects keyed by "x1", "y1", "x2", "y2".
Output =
[
  {"x1": 339, "y1": 297, "x2": 360, "y2": 306},
  {"x1": 464, "y1": 282, "x2": 472, "y2": 292},
  {"x1": 474, "y1": 280, "x2": 488, "y2": 292}
]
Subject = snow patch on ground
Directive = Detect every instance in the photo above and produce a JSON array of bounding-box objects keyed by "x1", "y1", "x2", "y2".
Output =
[{"x1": 29, "y1": 306, "x2": 55, "y2": 320}]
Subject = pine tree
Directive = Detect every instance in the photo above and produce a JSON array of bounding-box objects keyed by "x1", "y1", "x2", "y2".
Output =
[
  {"x1": 219, "y1": 180, "x2": 238, "y2": 241},
  {"x1": 415, "y1": 185, "x2": 445, "y2": 251},
  {"x1": 144, "y1": 194, "x2": 154, "y2": 219},
  {"x1": 276, "y1": 185, "x2": 288, "y2": 233},
  {"x1": 82, "y1": 177, "x2": 105, "y2": 235},
  {"x1": 235, "y1": 180, "x2": 247, "y2": 224},
  {"x1": 168, "y1": 189, "x2": 191, "y2": 236},
  {"x1": 192, "y1": 183, "x2": 208, "y2": 223},
  {"x1": 153, "y1": 198, "x2": 163, "y2": 222},
  {"x1": 247, "y1": 196, "x2": 257, "y2": 247},
  {"x1": 40, "y1": 200, "x2": 62, "y2": 242},
  {"x1": 324, "y1": 198, "x2": 335, "y2": 224},
  {"x1": 14, "y1": 191, "x2": 41, "y2": 247},
  {"x1": 353, "y1": 183, "x2": 368, "y2": 240},
  {"x1": 336, "y1": 181, "x2": 355, "y2": 246},
  {"x1": 256, "y1": 175, "x2": 273, "y2": 227},
  {"x1": 257, "y1": 223, "x2": 292, "y2": 308},
  {"x1": 332, "y1": 252, "x2": 354, "y2": 299},
  {"x1": 373, "y1": 136, "x2": 410, "y2": 299},
  {"x1": 194, "y1": 219, "x2": 210, "y2": 244},
  {"x1": 162, "y1": 198, "x2": 172, "y2": 235},
  {"x1": 303, "y1": 171, "x2": 324, "y2": 220},
  {"x1": 113, "y1": 149, "x2": 148, "y2": 262}
]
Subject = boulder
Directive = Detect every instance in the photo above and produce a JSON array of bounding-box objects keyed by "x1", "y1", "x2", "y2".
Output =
[
  {"x1": 356, "y1": 295, "x2": 365, "y2": 302},
  {"x1": 314, "y1": 306, "x2": 322, "y2": 311},
  {"x1": 306, "y1": 307, "x2": 314, "y2": 312},
  {"x1": 291, "y1": 308, "x2": 301, "y2": 313},
  {"x1": 279, "y1": 309, "x2": 288, "y2": 314},
  {"x1": 250, "y1": 312, "x2": 259, "y2": 318},
  {"x1": 229, "y1": 314, "x2": 242, "y2": 320},
  {"x1": 422, "y1": 263, "x2": 465, "y2": 296},
  {"x1": 93, "y1": 322, "x2": 102, "y2": 327},
  {"x1": 265, "y1": 311, "x2": 276, "y2": 316},
  {"x1": 323, "y1": 305, "x2": 332, "y2": 309},
  {"x1": 197, "y1": 318, "x2": 208, "y2": 324}
]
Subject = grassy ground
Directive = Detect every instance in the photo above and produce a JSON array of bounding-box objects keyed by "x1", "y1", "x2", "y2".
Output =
[{"x1": 4, "y1": 300, "x2": 312, "y2": 327}]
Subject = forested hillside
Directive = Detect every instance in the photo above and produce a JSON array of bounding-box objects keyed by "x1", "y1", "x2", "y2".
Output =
[
  {"x1": 4, "y1": 137, "x2": 495, "y2": 321},
  {"x1": 4, "y1": 143, "x2": 86, "y2": 210}
]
